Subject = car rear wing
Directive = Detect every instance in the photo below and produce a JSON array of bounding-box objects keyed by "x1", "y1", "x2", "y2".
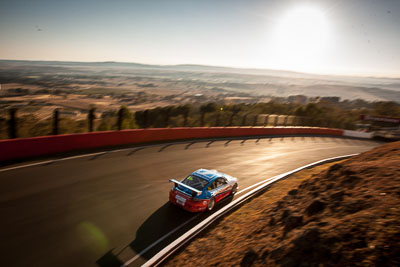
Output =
[{"x1": 169, "y1": 179, "x2": 202, "y2": 197}]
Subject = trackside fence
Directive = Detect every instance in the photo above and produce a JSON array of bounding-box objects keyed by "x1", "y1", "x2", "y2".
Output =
[{"x1": 0, "y1": 127, "x2": 373, "y2": 162}]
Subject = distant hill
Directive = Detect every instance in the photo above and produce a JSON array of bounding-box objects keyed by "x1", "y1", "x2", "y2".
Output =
[{"x1": 1, "y1": 59, "x2": 399, "y2": 102}]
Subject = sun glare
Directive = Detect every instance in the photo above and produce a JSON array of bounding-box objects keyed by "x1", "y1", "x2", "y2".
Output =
[{"x1": 271, "y1": 6, "x2": 330, "y2": 72}]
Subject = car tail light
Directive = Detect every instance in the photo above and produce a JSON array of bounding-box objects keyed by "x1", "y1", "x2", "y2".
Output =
[{"x1": 191, "y1": 198, "x2": 208, "y2": 206}]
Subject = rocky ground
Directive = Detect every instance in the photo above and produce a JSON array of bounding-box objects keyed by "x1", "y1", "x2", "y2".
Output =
[{"x1": 165, "y1": 141, "x2": 400, "y2": 267}]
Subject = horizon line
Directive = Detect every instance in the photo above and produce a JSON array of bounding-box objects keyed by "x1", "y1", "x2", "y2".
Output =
[{"x1": 1, "y1": 58, "x2": 399, "y2": 80}]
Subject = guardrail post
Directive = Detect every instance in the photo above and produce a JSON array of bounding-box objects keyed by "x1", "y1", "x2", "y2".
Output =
[
  {"x1": 274, "y1": 115, "x2": 279, "y2": 126},
  {"x1": 183, "y1": 110, "x2": 189, "y2": 127},
  {"x1": 228, "y1": 113, "x2": 234, "y2": 126},
  {"x1": 304, "y1": 117, "x2": 309, "y2": 126},
  {"x1": 88, "y1": 108, "x2": 96, "y2": 132},
  {"x1": 143, "y1": 110, "x2": 148, "y2": 128},
  {"x1": 117, "y1": 108, "x2": 124, "y2": 130},
  {"x1": 253, "y1": 114, "x2": 258, "y2": 126},
  {"x1": 200, "y1": 112, "x2": 205, "y2": 127},
  {"x1": 165, "y1": 107, "x2": 171, "y2": 127},
  {"x1": 53, "y1": 109, "x2": 59, "y2": 135},
  {"x1": 309, "y1": 118, "x2": 314, "y2": 126},
  {"x1": 8, "y1": 108, "x2": 17, "y2": 139},
  {"x1": 242, "y1": 114, "x2": 247, "y2": 126},
  {"x1": 284, "y1": 115, "x2": 288, "y2": 126},
  {"x1": 264, "y1": 114, "x2": 270, "y2": 126}
]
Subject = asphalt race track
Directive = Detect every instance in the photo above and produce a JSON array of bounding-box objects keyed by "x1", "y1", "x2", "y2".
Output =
[{"x1": 0, "y1": 136, "x2": 382, "y2": 267}]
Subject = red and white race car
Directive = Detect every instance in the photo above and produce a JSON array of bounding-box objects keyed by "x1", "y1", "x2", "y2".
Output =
[{"x1": 169, "y1": 169, "x2": 238, "y2": 212}]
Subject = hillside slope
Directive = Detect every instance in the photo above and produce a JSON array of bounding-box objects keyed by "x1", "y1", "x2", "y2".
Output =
[{"x1": 165, "y1": 142, "x2": 400, "y2": 266}]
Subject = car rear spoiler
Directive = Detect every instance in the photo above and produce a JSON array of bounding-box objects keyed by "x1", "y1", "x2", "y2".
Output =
[{"x1": 169, "y1": 179, "x2": 202, "y2": 196}]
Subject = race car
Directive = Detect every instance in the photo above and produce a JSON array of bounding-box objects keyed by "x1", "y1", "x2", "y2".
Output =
[{"x1": 169, "y1": 169, "x2": 238, "y2": 212}]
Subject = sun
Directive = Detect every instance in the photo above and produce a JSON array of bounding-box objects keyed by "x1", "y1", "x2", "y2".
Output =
[{"x1": 271, "y1": 6, "x2": 330, "y2": 72}]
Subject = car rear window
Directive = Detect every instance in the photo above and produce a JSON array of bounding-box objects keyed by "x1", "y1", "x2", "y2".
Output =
[{"x1": 182, "y1": 175, "x2": 209, "y2": 191}]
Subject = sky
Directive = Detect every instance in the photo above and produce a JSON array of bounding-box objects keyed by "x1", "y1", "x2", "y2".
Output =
[{"x1": 0, "y1": 0, "x2": 399, "y2": 77}]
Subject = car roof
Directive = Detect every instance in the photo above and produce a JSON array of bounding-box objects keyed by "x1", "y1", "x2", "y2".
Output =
[{"x1": 191, "y1": 169, "x2": 227, "y2": 182}]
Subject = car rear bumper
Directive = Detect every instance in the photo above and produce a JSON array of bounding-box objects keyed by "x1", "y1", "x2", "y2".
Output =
[{"x1": 169, "y1": 190, "x2": 209, "y2": 212}]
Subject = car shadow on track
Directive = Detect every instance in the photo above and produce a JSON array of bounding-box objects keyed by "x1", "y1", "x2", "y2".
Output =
[
  {"x1": 130, "y1": 195, "x2": 235, "y2": 259},
  {"x1": 96, "y1": 195, "x2": 235, "y2": 266},
  {"x1": 96, "y1": 202, "x2": 194, "y2": 267},
  {"x1": 129, "y1": 201, "x2": 195, "y2": 254}
]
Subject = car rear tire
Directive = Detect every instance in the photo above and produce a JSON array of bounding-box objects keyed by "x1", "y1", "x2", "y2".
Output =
[
  {"x1": 231, "y1": 183, "x2": 238, "y2": 195},
  {"x1": 207, "y1": 198, "x2": 215, "y2": 211}
]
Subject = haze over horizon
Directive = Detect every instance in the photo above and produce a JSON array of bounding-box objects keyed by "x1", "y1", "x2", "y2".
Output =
[{"x1": 1, "y1": 0, "x2": 399, "y2": 77}]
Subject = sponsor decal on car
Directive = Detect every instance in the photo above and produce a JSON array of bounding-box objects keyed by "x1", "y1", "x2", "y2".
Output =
[{"x1": 175, "y1": 194, "x2": 186, "y2": 206}]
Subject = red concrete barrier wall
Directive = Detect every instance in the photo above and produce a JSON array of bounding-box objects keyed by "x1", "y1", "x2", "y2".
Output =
[{"x1": 0, "y1": 127, "x2": 344, "y2": 162}]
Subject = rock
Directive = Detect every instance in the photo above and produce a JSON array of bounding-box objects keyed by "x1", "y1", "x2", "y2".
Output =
[
  {"x1": 270, "y1": 247, "x2": 284, "y2": 259},
  {"x1": 328, "y1": 163, "x2": 342, "y2": 173},
  {"x1": 317, "y1": 221, "x2": 328, "y2": 227},
  {"x1": 330, "y1": 191, "x2": 344, "y2": 202},
  {"x1": 310, "y1": 185, "x2": 318, "y2": 191},
  {"x1": 240, "y1": 249, "x2": 258, "y2": 267},
  {"x1": 269, "y1": 217, "x2": 275, "y2": 226},
  {"x1": 305, "y1": 200, "x2": 326, "y2": 216},
  {"x1": 340, "y1": 175, "x2": 361, "y2": 187},
  {"x1": 343, "y1": 200, "x2": 370, "y2": 214},
  {"x1": 261, "y1": 249, "x2": 269, "y2": 260},
  {"x1": 312, "y1": 191, "x2": 319, "y2": 197},
  {"x1": 284, "y1": 215, "x2": 303, "y2": 232},
  {"x1": 341, "y1": 168, "x2": 356, "y2": 176},
  {"x1": 293, "y1": 228, "x2": 320, "y2": 248},
  {"x1": 279, "y1": 228, "x2": 334, "y2": 267},
  {"x1": 272, "y1": 200, "x2": 284, "y2": 211},
  {"x1": 281, "y1": 209, "x2": 291, "y2": 221},
  {"x1": 277, "y1": 228, "x2": 340, "y2": 267},
  {"x1": 351, "y1": 239, "x2": 367, "y2": 249},
  {"x1": 288, "y1": 189, "x2": 298, "y2": 195}
]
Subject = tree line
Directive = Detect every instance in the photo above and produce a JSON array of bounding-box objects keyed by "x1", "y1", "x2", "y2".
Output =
[{"x1": 1, "y1": 100, "x2": 399, "y2": 139}]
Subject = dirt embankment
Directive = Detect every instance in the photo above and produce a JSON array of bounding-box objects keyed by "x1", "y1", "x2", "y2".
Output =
[{"x1": 165, "y1": 142, "x2": 400, "y2": 267}]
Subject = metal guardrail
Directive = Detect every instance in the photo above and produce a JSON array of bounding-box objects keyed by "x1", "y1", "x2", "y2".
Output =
[{"x1": 140, "y1": 154, "x2": 358, "y2": 267}]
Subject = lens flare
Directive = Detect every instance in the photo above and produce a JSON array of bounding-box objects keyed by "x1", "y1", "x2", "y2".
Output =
[
  {"x1": 77, "y1": 221, "x2": 108, "y2": 254},
  {"x1": 272, "y1": 5, "x2": 330, "y2": 72}
]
